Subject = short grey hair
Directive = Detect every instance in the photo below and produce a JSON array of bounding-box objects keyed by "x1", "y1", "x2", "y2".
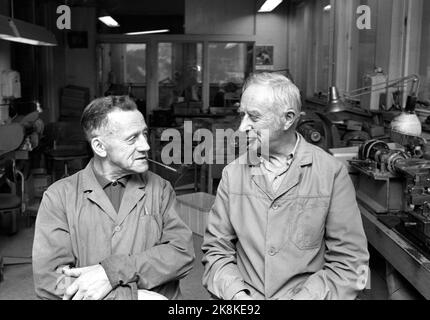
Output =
[
  {"x1": 80, "y1": 95, "x2": 137, "y2": 141},
  {"x1": 242, "y1": 72, "x2": 302, "y2": 115}
]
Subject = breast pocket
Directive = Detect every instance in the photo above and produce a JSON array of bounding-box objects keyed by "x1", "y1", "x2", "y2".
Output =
[
  {"x1": 289, "y1": 197, "x2": 329, "y2": 250},
  {"x1": 137, "y1": 211, "x2": 162, "y2": 249}
]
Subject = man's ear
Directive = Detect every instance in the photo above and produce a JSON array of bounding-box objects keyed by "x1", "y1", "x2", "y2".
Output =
[
  {"x1": 91, "y1": 137, "x2": 107, "y2": 157},
  {"x1": 283, "y1": 110, "x2": 297, "y2": 130}
]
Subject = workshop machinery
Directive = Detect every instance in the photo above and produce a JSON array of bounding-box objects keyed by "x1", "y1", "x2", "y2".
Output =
[
  {"x1": 299, "y1": 74, "x2": 423, "y2": 151},
  {"x1": 350, "y1": 138, "x2": 430, "y2": 251}
]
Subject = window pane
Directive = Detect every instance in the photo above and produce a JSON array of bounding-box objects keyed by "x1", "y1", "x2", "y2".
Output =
[
  {"x1": 125, "y1": 44, "x2": 146, "y2": 84},
  {"x1": 208, "y1": 43, "x2": 251, "y2": 107},
  {"x1": 158, "y1": 42, "x2": 203, "y2": 108},
  {"x1": 158, "y1": 43, "x2": 173, "y2": 83},
  {"x1": 98, "y1": 43, "x2": 147, "y2": 97}
]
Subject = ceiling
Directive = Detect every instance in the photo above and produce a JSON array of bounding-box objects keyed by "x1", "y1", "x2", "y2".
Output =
[
  {"x1": 65, "y1": 0, "x2": 185, "y2": 16},
  {"x1": 61, "y1": 0, "x2": 185, "y2": 33}
]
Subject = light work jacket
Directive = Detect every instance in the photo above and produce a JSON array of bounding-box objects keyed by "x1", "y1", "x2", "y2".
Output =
[{"x1": 202, "y1": 136, "x2": 369, "y2": 300}]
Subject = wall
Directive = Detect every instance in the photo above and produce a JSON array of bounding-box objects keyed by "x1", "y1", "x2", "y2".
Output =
[
  {"x1": 185, "y1": 0, "x2": 256, "y2": 35},
  {"x1": 287, "y1": 0, "x2": 316, "y2": 95},
  {"x1": 255, "y1": 3, "x2": 288, "y2": 72},
  {"x1": 285, "y1": 0, "x2": 421, "y2": 100},
  {"x1": 0, "y1": 1, "x2": 10, "y2": 104},
  {"x1": 185, "y1": 0, "x2": 289, "y2": 72},
  {"x1": 418, "y1": 0, "x2": 430, "y2": 99},
  {"x1": 65, "y1": 7, "x2": 97, "y2": 100}
]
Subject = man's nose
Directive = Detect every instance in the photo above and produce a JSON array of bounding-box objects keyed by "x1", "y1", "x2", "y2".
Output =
[
  {"x1": 136, "y1": 135, "x2": 150, "y2": 152},
  {"x1": 238, "y1": 115, "x2": 252, "y2": 132}
]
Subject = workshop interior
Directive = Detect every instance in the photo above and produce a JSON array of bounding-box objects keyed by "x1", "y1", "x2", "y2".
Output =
[{"x1": 1, "y1": 0, "x2": 430, "y2": 300}]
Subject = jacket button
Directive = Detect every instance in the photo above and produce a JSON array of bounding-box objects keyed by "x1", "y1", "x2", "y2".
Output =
[
  {"x1": 114, "y1": 225, "x2": 121, "y2": 232},
  {"x1": 272, "y1": 204, "x2": 279, "y2": 210},
  {"x1": 268, "y1": 247, "x2": 276, "y2": 256}
]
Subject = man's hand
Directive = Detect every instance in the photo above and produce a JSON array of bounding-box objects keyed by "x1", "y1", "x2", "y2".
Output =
[
  {"x1": 290, "y1": 287, "x2": 314, "y2": 300},
  {"x1": 232, "y1": 290, "x2": 254, "y2": 300},
  {"x1": 62, "y1": 265, "x2": 113, "y2": 300},
  {"x1": 138, "y1": 289, "x2": 168, "y2": 300}
]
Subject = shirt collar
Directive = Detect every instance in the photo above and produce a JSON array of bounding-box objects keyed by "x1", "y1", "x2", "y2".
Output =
[
  {"x1": 261, "y1": 133, "x2": 300, "y2": 173},
  {"x1": 91, "y1": 161, "x2": 130, "y2": 189}
]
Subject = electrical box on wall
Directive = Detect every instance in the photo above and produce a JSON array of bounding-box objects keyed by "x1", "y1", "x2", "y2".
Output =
[
  {"x1": 360, "y1": 69, "x2": 387, "y2": 111},
  {"x1": 1, "y1": 70, "x2": 22, "y2": 99}
]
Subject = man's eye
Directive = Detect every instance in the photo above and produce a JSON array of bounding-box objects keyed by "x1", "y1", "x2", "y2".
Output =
[{"x1": 128, "y1": 136, "x2": 137, "y2": 142}]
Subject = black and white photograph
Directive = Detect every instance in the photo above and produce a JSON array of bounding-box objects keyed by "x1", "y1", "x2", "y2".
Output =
[{"x1": 0, "y1": 0, "x2": 429, "y2": 311}]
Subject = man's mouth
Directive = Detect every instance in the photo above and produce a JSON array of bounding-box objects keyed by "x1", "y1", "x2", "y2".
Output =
[{"x1": 135, "y1": 155, "x2": 148, "y2": 161}]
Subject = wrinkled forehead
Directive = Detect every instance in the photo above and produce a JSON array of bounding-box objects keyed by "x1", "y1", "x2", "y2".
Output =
[
  {"x1": 240, "y1": 84, "x2": 275, "y2": 113},
  {"x1": 105, "y1": 109, "x2": 147, "y2": 135}
]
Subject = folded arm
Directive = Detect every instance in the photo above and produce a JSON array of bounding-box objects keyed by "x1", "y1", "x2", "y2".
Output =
[{"x1": 100, "y1": 181, "x2": 195, "y2": 295}]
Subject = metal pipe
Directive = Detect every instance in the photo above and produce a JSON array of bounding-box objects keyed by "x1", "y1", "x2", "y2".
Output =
[
  {"x1": 344, "y1": 74, "x2": 421, "y2": 100},
  {"x1": 15, "y1": 169, "x2": 25, "y2": 212}
]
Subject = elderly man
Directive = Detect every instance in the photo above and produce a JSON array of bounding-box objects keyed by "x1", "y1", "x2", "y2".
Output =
[
  {"x1": 202, "y1": 73, "x2": 369, "y2": 300},
  {"x1": 33, "y1": 96, "x2": 194, "y2": 300}
]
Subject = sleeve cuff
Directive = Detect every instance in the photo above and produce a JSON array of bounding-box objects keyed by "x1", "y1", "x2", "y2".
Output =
[
  {"x1": 100, "y1": 255, "x2": 138, "y2": 288},
  {"x1": 224, "y1": 281, "x2": 250, "y2": 300},
  {"x1": 290, "y1": 286, "x2": 319, "y2": 300},
  {"x1": 104, "y1": 283, "x2": 138, "y2": 300},
  {"x1": 100, "y1": 259, "x2": 120, "y2": 288}
]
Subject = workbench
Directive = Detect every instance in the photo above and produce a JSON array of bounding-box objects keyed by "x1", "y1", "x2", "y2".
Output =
[{"x1": 359, "y1": 204, "x2": 430, "y2": 299}]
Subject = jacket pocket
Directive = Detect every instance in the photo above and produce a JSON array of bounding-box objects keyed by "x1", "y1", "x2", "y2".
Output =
[
  {"x1": 289, "y1": 197, "x2": 329, "y2": 250},
  {"x1": 138, "y1": 213, "x2": 162, "y2": 248}
]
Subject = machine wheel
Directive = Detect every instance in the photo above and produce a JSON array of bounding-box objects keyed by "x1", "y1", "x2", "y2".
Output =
[{"x1": 296, "y1": 119, "x2": 328, "y2": 150}]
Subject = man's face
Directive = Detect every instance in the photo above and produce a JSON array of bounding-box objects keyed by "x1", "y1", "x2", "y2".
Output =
[
  {"x1": 238, "y1": 84, "x2": 286, "y2": 154},
  {"x1": 99, "y1": 109, "x2": 150, "y2": 175}
]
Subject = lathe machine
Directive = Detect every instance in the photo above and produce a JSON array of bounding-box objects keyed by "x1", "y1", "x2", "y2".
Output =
[{"x1": 350, "y1": 139, "x2": 430, "y2": 251}]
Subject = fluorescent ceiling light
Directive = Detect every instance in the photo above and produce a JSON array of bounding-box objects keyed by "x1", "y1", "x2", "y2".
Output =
[
  {"x1": 258, "y1": 0, "x2": 283, "y2": 12},
  {"x1": 0, "y1": 14, "x2": 57, "y2": 46},
  {"x1": 125, "y1": 29, "x2": 170, "y2": 35},
  {"x1": 324, "y1": 5, "x2": 331, "y2": 12},
  {"x1": 225, "y1": 43, "x2": 238, "y2": 50},
  {"x1": 98, "y1": 16, "x2": 120, "y2": 27}
]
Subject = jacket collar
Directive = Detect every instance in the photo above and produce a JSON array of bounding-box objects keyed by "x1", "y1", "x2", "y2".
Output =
[
  {"x1": 249, "y1": 133, "x2": 313, "y2": 200},
  {"x1": 81, "y1": 159, "x2": 147, "y2": 192},
  {"x1": 249, "y1": 133, "x2": 313, "y2": 176},
  {"x1": 80, "y1": 159, "x2": 147, "y2": 224}
]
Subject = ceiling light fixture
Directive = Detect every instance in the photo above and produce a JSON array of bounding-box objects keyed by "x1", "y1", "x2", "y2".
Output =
[
  {"x1": 0, "y1": 15, "x2": 57, "y2": 46},
  {"x1": 125, "y1": 29, "x2": 170, "y2": 35},
  {"x1": 0, "y1": 0, "x2": 57, "y2": 46},
  {"x1": 324, "y1": 5, "x2": 332, "y2": 12},
  {"x1": 98, "y1": 16, "x2": 120, "y2": 27},
  {"x1": 258, "y1": 0, "x2": 283, "y2": 12},
  {"x1": 224, "y1": 43, "x2": 238, "y2": 50}
]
